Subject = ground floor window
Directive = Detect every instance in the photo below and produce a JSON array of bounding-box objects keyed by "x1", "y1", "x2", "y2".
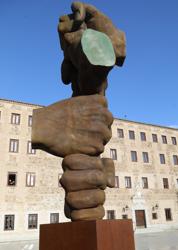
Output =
[
  {"x1": 4, "y1": 215, "x2": 15, "y2": 231},
  {"x1": 50, "y1": 213, "x2": 59, "y2": 223},
  {"x1": 28, "y1": 214, "x2": 38, "y2": 229},
  {"x1": 107, "y1": 210, "x2": 116, "y2": 220},
  {"x1": 152, "y1": 213, "x2": 158, "y2": 220},
  {"x1": 165, "y1": 208, "x2": 172, "y2": 221}
]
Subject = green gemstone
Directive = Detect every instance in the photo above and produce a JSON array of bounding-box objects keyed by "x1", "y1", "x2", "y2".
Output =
[{"x1": 81, "y1": 29, "x2": 116, "y2": 67}]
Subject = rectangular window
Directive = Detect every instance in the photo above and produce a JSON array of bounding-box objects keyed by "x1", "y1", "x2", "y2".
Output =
[
  {"x1": 129, "y1": 130, "x2": 135, "y2": 140},
  {"x1": 162, "y1": 135, "x2": 167, "y2": 144},
  {"x1": 50, "y1": 213, "x2": 59, "y2": 224},
  {"x1": 140, "y1": 132, "x2": 146, "y2": 141},
  {"x1": 163, "y1": 178, "x2": 169, "y2": 189},
  {"x1": 26, "y1": 173, "x2": 36, "y2": 187},
  {"x1": 122, "y1": 214, "x2": 128, "y2": 219},
  {"x1": 117, "y1": 129, "x2": 124, "y2": 138},
  {"x1": 173, "y1": 155, "x2": 178, "y2": 165},
  {"x1": 11, "y1": 113, "x2": 20, "y2": 125},
  {"x1": 28, "y1": 115, "x2": 33, "y2": 127},
  {"x1": 115, "y1": 176, "x2": 119, "y2": 188},
  {"x1": 171, "y1": 137, "x2": 177, "y2": 145},
  {"x1": 7, "y1": 172, "x2": 17, "y2": 186},
  {"x1": 160, "y1": 154, "x2": 166, "y2": 164},
  {"x1": 176, "y1": 179, "x2": 178, "y2": 188},
  {"x1": 27, "y1": 141, "x2": 36, "y2": 154},
  {"x1": 142, "y1": 177, "x2": 148, "y2": 189},
  {"x1": 110, "y1": 149, "x2": 117, "y2": 160},
  {"x1": 152, "y1": 134, "x2": 158, "y2": 143},
  {"x1": 107, "y1": 210, "x2": 116, "y2": 220},
  {"x1": 152, "y1": 213, "x2": 158, "y2": 220},
  {"x1": 125, "y1": 176, "x2": 132, "y2": 188},
  {"x1": 131, "y1": 151, "x2": 137, "y2": 162},
  {"x1": 4, "y1": 215, "x2": 15, "y2": 231},
  {"x1": 142, "y1": 152, "x2": 149, "y2": 163},
  {"x1": 165, "y1": 208, "x2": 172, "y2": 221},
  {"x1": 28, "y1": 214, "x2": 38, "y2": 229},
  {"x1": 9, "y1": 139, "x2": 19, "y2": 153}
]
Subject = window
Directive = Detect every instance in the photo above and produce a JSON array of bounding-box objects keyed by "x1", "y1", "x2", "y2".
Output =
[
  {"x1": 163, "y1": 178, "x2": 169, "y2": 189},
  {"x1": 117, "y1": 129, "x2": 124, "y2": 138},
  {"x1": 176, "y1": 179, "x2": 178, "y2": 188},
  {"x1": 122, "y1": 214, "x2": 128, "y2": 219},
  {"x1": 27, "y1": 141, "x2": 36, "y2": 154},
  {"x1": 171, "y1": 137, "x2": 177, "y2": 145},
  {"x1": 131, "y1": 151, "x2": 137, "y2": 162},
  {"x1": 152, "y1": 134, "x2": 158, "y2": 143},
  {"x1": 140, "y1": 132, "x2": 146, "y2": 141},
  {"x1": 129, "y1": 130, "x2": 135, "y2": 140},
  {"x1": 107, "y1": 210, "x2": 116, "y2": 220},
  {"x1": 11, "y1": 113, "x2": 20, "y2": 125},
  {"x1": 115, "y1": 176, "x2": 119, "y2": 188},
  {"x1": 125, "y1": 176, "x2": 132, "y2": 188},
  {"x1": 4, "y1": 215, "x2": 15, "y2": 231},
  {"x1": 160, "y1": 154, "x2": 165, "y2": 164},
  {"x1": 173, "y1": 155, "x2": 178, "y2": 165},
  {"x1": 162, "y1": 135, "x2": 167, "y2": 144},
  {"x1": 152, "y1": 213, "x2": 158, "y2": 220},
  {"x1": 9, "y1": 139, "x2": 19, "y2": 153},
  {"x1": 28, "y1": 214, "x2": 38, "y2": 229},
  {"x1": 142, "y1": 177, "x2": 148, "y2": 189},
  {"x1": 50, "y1": 213, "x2": 59, "y2": 223},
  {"x1": 7, "y1": 172, "x2": 17, "y2": 186},
  {"x1": 142, "y1": 152, "x2": 149, "y2": 163},
  {"x1": 110, "y1": 149, "x2": 117, "y2": 160},
  {"x1": 26, "y1": 173, "x2": 36, "y2": 187},
  {"x1": 28, "y1": 115, "x2": 33, "y2": 127},
  {"x1": 165, "y1": 208, "x2": 172, "y2": 221}
]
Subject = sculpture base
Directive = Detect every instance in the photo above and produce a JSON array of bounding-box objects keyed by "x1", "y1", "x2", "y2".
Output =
[{"x1": 40, "y1": 219, "x2": 135, "y2": 250}]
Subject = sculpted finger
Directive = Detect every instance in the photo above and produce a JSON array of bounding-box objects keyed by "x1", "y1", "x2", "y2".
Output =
[
  {"x1": 60, "y1": 169, "x2": 107, "y2": 192},
  {"x1": 62, "y1": 154, "x2": 103, "y2": 171},
  {"x1": 58, "y1": 15, "x2": 74, "y2": 33},
  {"x1": 84, "y1": 3, "x2": 99, "y2": 17},
  {"x1": 71, "y1": 205, "x2": 105, "y2": 221},
  {"x1": 102, "y1": 158, "x2": 115, "y2": 187},
  {"x1": 71, "y1": 2, "x2": 86, "y2": 22},
  {"x1": 66, "y1": 189, "x2": 105, "y2": 209}
]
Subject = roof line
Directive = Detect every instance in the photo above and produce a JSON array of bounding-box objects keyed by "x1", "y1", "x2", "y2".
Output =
[{"x1": 0, "y1": 98, "x2": 44, "y2": 107}]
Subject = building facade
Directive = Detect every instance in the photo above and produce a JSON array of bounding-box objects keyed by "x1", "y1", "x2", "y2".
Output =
[{"x1": 0, "y1": 98, "x2": 178, "y2": 241}]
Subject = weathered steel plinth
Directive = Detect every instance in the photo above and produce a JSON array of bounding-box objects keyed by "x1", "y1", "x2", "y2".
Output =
[{"x1": 40, "y1": 219, "x2": 135, "y2": 250}]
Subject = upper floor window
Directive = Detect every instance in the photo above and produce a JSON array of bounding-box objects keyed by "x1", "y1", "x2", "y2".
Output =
[
  {"x1": 129, "y1": 130, "x2": 135, "y2": 140},
  {"x1": 159, "y1": 154, "x2": 166, "y2": 164},
  {"x1": 28, "y1": 214, "x2": 38, "y2": 229},
  {"x1": 163, "y1": 178, "x2": 169, "y2": 189},
  {"x1": 27, "y1": 141, "x2": 36, "y2": 154},
  {"x1": 107, "y1": 210, "x2": 116, "y2": 220},
  {"x1": 11, "y1": 113, "x2": 20, "y2": 125},
  {"x1": 110, "y1": 149, "x2": 117, "y2": 160},
  {"x1": 131, "y1": 151, "x2": 137, "y2": 162},
  {"x1": 140, "y1": 132, "x2": 146, "y2": 141},
  {"x1": 28, "y1": 115, "x2": 32, "y2": 127},
  {"x1": 117, "y1": 129, "x2": 124, "y2": 138},
  {"x1": 142, "y1": 152, "x2": 149, "y2": 163},
  {"x1": 26, "y1": 172, "x2": 36, "y2": 187},
  {"x1": 171, "y1": 137, "x2": 177, "y2": 145},
  {"x1": 152, "y1": 134, "x2": 158, "y2": 143},
  {"x1": 173, "y1": 155, "x2": 178, "y2": 165},
  {"x1": 115, "y1": 176, "x2": 119, "y2": 188},
  {"x1": 125, "y1": 176, "x2": 132, "y2": 188},
  {"x1": 7, "y1": 172, "x2": 17, "y2": 186},
  {"x1": 4, "y1": 215, "x2": 15, "y2": 231},
  {"x1": 162, "y1": 135, "x2": 167, "y2": 144},
  {"x1": 9, "y1": 139, "x2": 19, "y2": 153},
  {"x1": 142, "y1": 177, "x2": 148, "y2": 189},
  {"x1": 50, "y1": 213, "x2": 59, "y2": 224}
]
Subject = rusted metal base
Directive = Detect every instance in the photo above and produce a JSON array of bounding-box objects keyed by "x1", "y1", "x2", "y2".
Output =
[{"x1": 40, "y1": 219, "x2": 135, "y2": 250}]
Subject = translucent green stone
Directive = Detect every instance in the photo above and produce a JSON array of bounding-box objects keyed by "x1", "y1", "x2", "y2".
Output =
[{"x1": 81, "y1": 29, "x2": 116, "y2": 66}]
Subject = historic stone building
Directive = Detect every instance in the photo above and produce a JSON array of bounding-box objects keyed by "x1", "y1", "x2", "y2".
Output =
[{"x1": 0, "y1": 98, "x2": 178, "y2": 241}]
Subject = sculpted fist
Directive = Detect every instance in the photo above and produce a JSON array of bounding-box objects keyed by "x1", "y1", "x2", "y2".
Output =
[
  {"x1": 32, "y1": 95, "x2": 113, "y2": 157},
  {"x1": 58, "y1": 1, "x2": 126, "y2": 96},
  {"x1": 60, "y1": 154, "x2": 115, "y2": 221}
]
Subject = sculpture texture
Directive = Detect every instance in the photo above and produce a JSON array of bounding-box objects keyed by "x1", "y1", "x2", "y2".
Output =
[{"x1": 32, "y1": 1, "x2": 126, "y2": 221}]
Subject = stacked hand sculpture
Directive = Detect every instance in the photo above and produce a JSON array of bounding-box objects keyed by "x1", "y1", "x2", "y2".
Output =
[{"x1": 32, "y1": 1, "x2": 126, "y2": 221}]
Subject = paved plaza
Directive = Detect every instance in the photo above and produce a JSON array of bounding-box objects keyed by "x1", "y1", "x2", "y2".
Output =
[{"x1": 0, "y1": 230, "x2": 178, "y2": 250}]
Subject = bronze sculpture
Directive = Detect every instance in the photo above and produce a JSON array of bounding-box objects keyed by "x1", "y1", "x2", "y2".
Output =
[{"x1": 32, "y1": 1, "x2": 126, "y2": 221}]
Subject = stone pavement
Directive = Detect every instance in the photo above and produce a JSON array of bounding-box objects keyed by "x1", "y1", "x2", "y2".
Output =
[{"x1": 0, "y1": 230, "x2": 178, "y2": 250}]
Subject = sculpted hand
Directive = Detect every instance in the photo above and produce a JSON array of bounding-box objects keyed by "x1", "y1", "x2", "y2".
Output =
[{"x1": 32, "y1": 95, "x2": 113, "y2": 157}]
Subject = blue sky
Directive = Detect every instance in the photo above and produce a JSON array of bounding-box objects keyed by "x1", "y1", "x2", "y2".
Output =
[{"x1": 0, "y1": 0, "x2": 178, "y2": 127}]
